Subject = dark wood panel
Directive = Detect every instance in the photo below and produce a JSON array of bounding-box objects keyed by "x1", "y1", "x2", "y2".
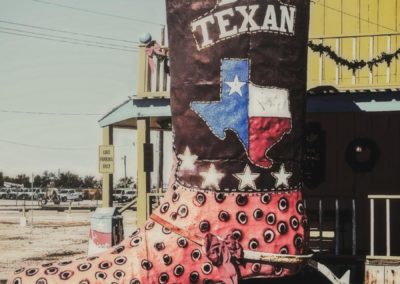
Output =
[
  {"x1": 305, "y1": 111, "x2": 400, "y2": 195},
  {"x1": 305, "y1": 111, "x2": 400, "y2": 254},
  {"x1": 335, "y1": 113, "x2": 356, "y2": 197}
]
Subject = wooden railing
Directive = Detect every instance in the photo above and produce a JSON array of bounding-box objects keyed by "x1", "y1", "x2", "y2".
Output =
[
  {"x1": 368, "y1": 195, "x2": 400, "y2": 258},
  {"x1": 137, "y1": 46, "x2": 170, "y2": 98},
  {"x1": 308, "y1": 33, "x2": 400, "y2": 91},
  {"x1": 305, "y1": 197, "x2": 357, "y2": 256},
  {"x1": 136, "y1": 34, "x2": 400, "y2": 96}
]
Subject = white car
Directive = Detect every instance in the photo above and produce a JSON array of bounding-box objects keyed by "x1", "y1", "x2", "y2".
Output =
[
  {"x1": 113, "y1": 188, "x2": 133, "y2": 203},
  {"x1": 18, "y1": 188, "x2": 40, "y2": 200},
  {"x1": 112, "y1": 189, "x2": 125, "y2": 202},
  {"x1": 120, "y1": 189, "x2": 136, "y2": 203},
  {"x1": 59, "y1": 189, "x2": 84, "y2": 202},
  {"x1": 17, "y1": 188, "x2": 32, "y2": 200},
  {"x1": 0, "y1": 188, "x2": 8, "y2": 199}
]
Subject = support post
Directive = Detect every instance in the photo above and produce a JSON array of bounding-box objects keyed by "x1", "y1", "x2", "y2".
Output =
[
  {"x1": 387, "y1": 36, "x2": 391, "y2": 84},
  {"x1": 352, "y1": 199, "x2": 356, "y2": 256},
  {"x1": 136, "y1": 118, "x2": 151, "y2": 226},
  {"x1": 335, "y1": 38, "x2": 340, "y2": 86},
  {"x1": 386, "y1": 198, "x2": 391, "y2": 256},
  {"x1": 369, "y1": 36, "x2": 374, "y2": 85},
  {"x1": 137, "y1": 47, "x2": 150, "y2": 98},
  {"x1": 370, "y1": 198, "x2": 375, "y2": 256},
  {"x1": 335, "y1": 199, "x2": 339, "y2": 256},
  {"x1": 319, "y1": 199, "x2": 323, "y2": 252},
  {"x1": 102, "y1": 126, "x2": 113, "y2": 208},
  {"x1": 158, "y1": 130, "x2": 164, "y2": 191},
  {"x1": 352, "y1": 37, "x2": 357, "y2": 85},
  {"x1": 319, "y1": 39, "x2": 324, "y2": 85}
]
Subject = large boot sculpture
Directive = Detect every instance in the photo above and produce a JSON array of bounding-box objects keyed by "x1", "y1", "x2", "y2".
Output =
[{"x1": 8, "y1": 0, "x2": 310, "y2": 283}]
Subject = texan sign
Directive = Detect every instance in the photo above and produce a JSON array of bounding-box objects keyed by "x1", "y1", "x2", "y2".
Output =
[
  {"x1": 191, "y1": 0, "x2": 296, "y2": 49},
  {"x1": 167, "y1": 0, "x2": 310, "y2": 190}
]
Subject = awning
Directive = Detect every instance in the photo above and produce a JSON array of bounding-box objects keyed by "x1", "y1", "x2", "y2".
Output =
[{"x1": 98, "y1": 98, "x2": 171, "y2": 128}]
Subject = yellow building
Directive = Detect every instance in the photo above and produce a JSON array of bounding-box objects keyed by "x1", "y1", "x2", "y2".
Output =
[
  {"x1": 308, "y1": 0, "x2": 400, "y2": 90},
  {"x1": 306, "y1": 2, "x2": 400, "y2": 282}
]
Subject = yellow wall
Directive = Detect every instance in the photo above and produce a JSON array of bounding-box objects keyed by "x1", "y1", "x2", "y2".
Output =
[{"x1": 308, "y1": 0, "x2": 400, "y2": 90}]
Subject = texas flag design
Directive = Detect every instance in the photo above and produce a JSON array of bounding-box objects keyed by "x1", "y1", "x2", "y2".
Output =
[{"x1": 191, "y1": 59, "x2": 292, "y2": 168}]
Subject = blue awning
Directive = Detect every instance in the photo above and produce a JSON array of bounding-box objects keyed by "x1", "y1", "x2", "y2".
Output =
[
  {"x1": 307, "y1": 91, "x2": 400, "y2": 113},
  {"x1": 99, "y1": 90, "x2": 400, "y2": 128},
  {"x1": 98, "y1": 98, "x2": 171, "y2": 128}
]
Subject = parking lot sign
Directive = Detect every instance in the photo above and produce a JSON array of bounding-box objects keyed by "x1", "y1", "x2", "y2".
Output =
[{"x1": 99, "y1": 145, "x2": 114, "y2": 174}]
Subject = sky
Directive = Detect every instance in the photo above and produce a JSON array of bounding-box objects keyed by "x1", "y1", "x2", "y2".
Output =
[{"x1": 0, "y1": 0, "x2": 172, "y2": 185}]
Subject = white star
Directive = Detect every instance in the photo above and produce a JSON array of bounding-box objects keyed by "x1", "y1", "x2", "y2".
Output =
[
  {"x1": 225, "y1": 75, "x2": 246, "y2": 96},
  {"x1": 178, "y1": 146, "x2": 198, "y2": 171},
  {"x1": 234, "y1": 165, "x2": 260, "y2": 190},
  {"x1": 200, "y1": 164, "x2": 224, "y2": 189},
  {"x1": 271, "y1": 164, "x2": 292, "y2": 188}
]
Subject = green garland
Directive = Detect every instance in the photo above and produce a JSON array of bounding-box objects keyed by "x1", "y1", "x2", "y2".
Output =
[{"x1": 308, "y1": 41, "x2": 400, "y2": 73}]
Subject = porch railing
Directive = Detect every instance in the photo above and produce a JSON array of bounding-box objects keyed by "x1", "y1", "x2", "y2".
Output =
[
  {"x1": 308, "y1": 33, "x2": 400, "y2": 91},
  {"x1": 305, "y1": 197, "x2": 357, "y2": 256},
  {"x1": 137, "y1": 46, "x2": 170, "y2": 98},
  {"x1": 136, "y1": 33, "x2": 400, "y2": 96},
  {"x1": 368, "y1": 195, "x2": 400, "y2": 258}
]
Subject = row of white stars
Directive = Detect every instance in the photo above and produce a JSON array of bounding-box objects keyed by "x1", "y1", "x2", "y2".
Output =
[{"x1": 178, "y1": 146, "x2": 292, "y2": 190}]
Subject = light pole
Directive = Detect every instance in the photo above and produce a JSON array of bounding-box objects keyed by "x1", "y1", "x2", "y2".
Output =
[
  {"x1": 31, "y1": 173, "x2": 34, "y2": 227},
  {"x1": 122, "y1": 155, "x2": 127, "y2": 187}
]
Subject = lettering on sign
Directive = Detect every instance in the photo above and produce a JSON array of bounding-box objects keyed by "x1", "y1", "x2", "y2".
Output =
[
  {"x1": 191, "y1": 0, "x2": 297, "y2": 50},
  {"x1": 99, "y1": 145, "x2": 115, "y2": 174}
]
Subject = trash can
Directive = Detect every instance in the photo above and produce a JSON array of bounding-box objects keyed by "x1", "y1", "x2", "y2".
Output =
[{"x1": 88, "y1": 207, "x2": 124, "y2": 256}]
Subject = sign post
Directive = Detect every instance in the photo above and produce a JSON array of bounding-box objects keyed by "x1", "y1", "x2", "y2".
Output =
[{"x1": 99, "y1": 126, "x2": 114, "y2": 208}]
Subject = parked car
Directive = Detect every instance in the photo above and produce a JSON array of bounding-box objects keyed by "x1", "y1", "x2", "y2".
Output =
[
  {"x1": 8, "y1": 188, "x2": 22, "y2": 199},
  {"x1": 0, "y1": 188, "x2": 12, "y2": 199},
  {"x1": 17, "y1": 188, "x2": 30, "y2": 200},
  {"x1": 120, "y1": 189, "x2": 136, "y2": 203},
  {"x1": 0, "y1": 188, "x2": 8, "y2": 199},
  {"x1": 112, "y1": 189, "x2": 125, "y2": 202},
  {"x1": 17, "y1": 188, "x2": 40, "y2": 200},
  {"x1": 112, "y1": 188, "x2": 135, "y2": 203},
  {"x1": 75, "y1": 189, "x2": 85, "y2": 200},
  {"x1": 59, "y1": 189, "x2": 84, "y2": 202}
]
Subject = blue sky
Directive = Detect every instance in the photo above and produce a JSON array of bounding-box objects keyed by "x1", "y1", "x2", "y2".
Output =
[{"x1": 0, "y1": 0, "x2": 171, "y2": 183}]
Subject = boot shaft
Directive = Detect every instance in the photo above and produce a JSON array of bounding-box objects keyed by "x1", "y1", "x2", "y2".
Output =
[{"x1": 166, "y1": 0, "x2": 310, "y2": 191}]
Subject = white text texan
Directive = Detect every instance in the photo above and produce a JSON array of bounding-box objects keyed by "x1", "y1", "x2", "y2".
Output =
[{"x1": 191, "y1": 1, "x2": 297, "y2": 50}]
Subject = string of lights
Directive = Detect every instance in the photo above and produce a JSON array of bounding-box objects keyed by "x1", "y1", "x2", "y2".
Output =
[{"x1": 308, "y1": 41, "x2": 400, "y2": 72}]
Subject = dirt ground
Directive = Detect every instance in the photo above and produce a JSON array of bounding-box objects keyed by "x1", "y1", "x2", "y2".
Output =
[{"x1": 0, "y1": 201, "x2": 137, "y2": 279}]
